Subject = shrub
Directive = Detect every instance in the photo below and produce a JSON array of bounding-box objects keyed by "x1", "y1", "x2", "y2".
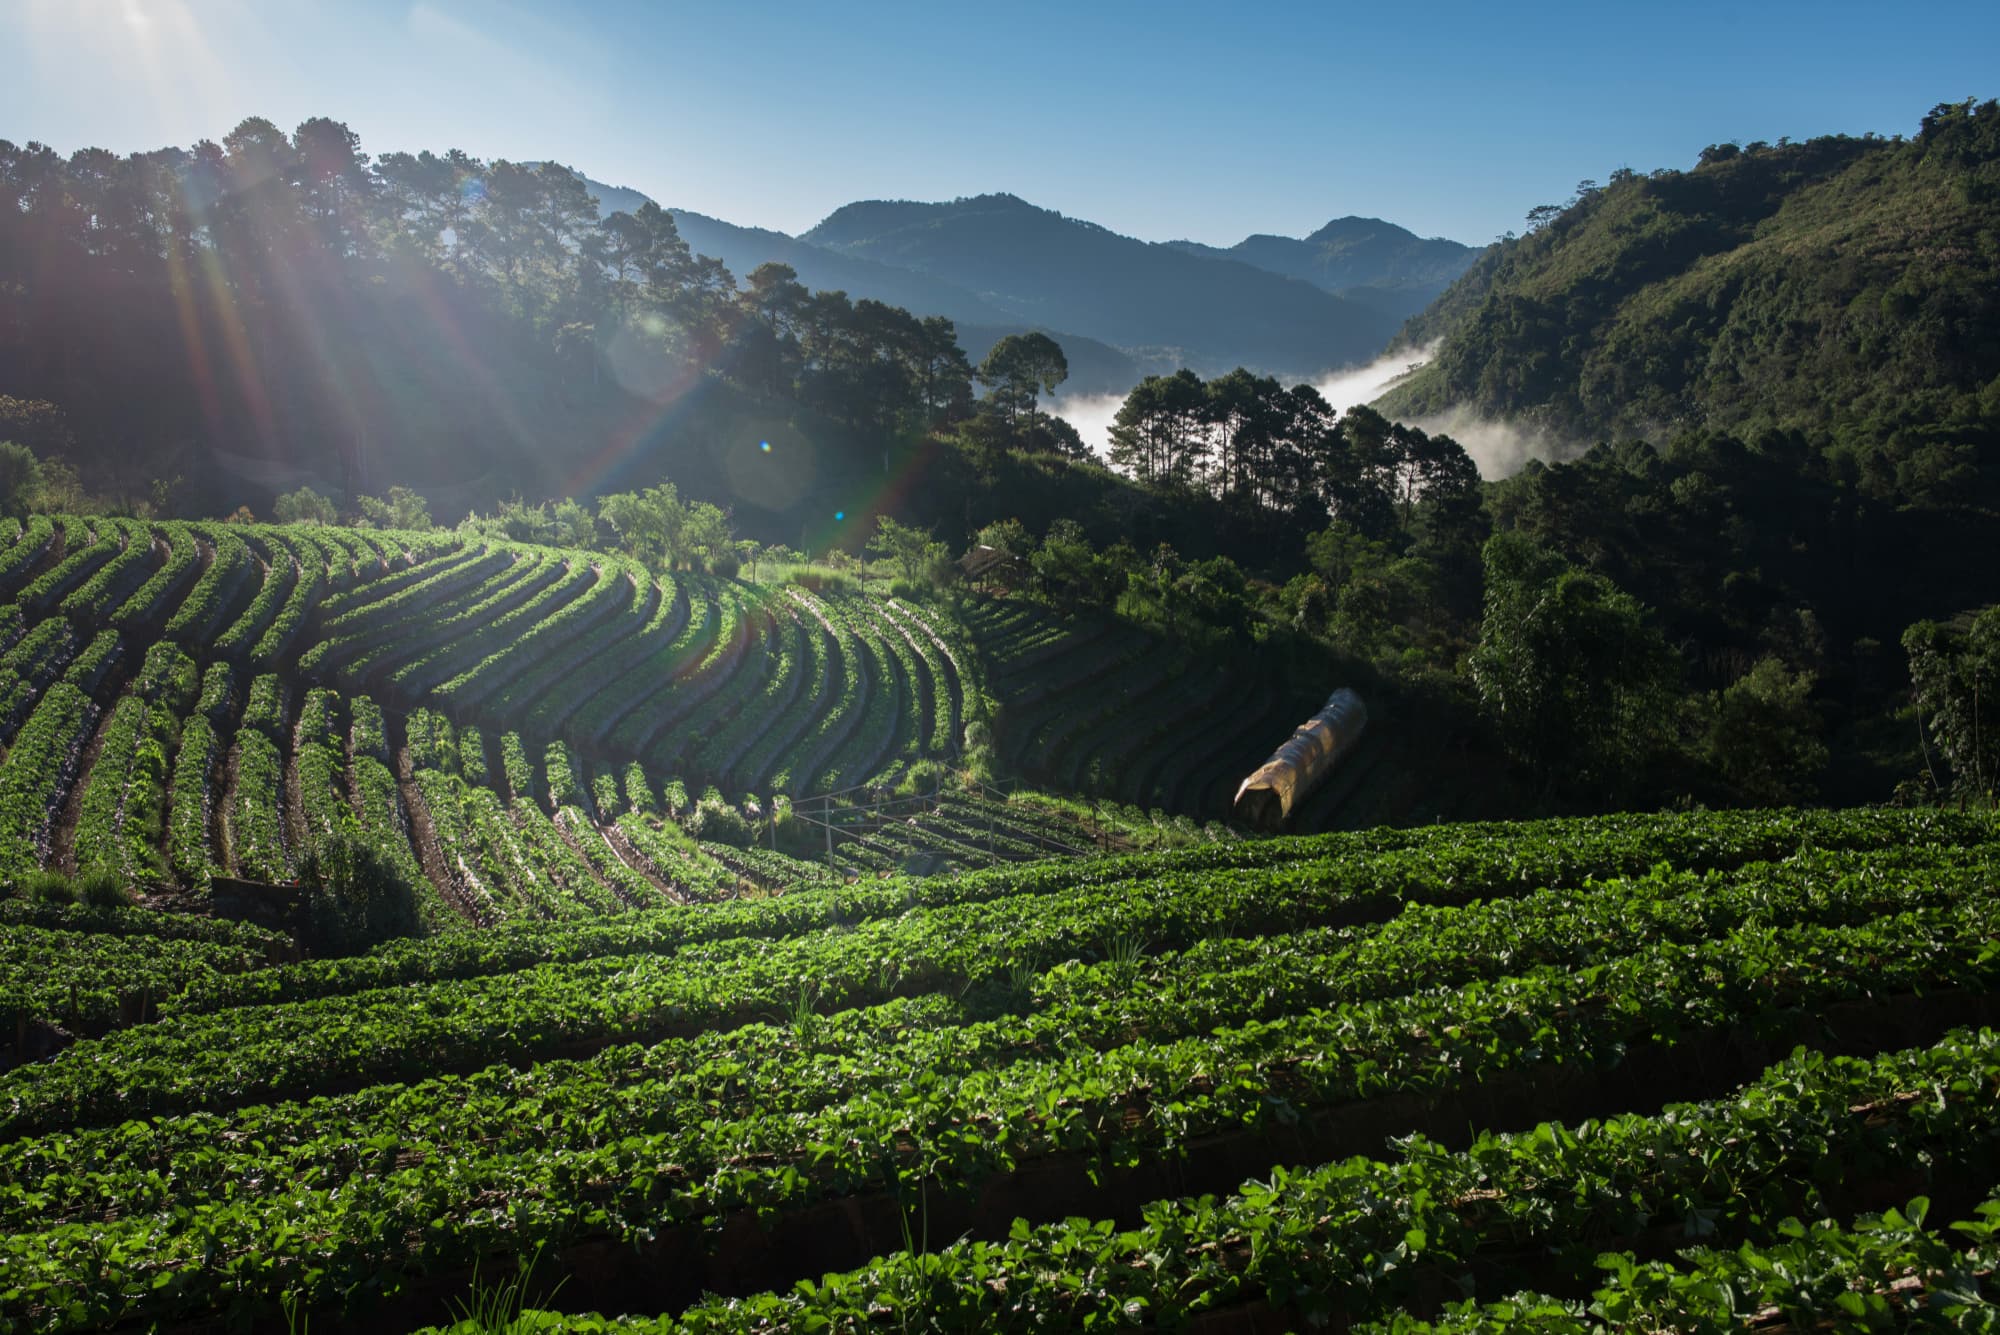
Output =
[
  {"x1": 685, "y1": 796, "x2": 753, "y2": 848},
  {"x1": 75, "y1": 869, "x2": 130, "y2": 908},
  {"x1": 23, "y1": 871, "x2": 74, "y2": 905},
  {"x1": 300, "y1": 833, "x2": 422, "y2": 954},
  {"x1": 786, "y1": 567, "x2": 859, "y2": 597}
]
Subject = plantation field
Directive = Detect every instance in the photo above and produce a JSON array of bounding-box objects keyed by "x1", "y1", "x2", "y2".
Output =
[
  {"x1": 4, "y1": 516, "x2": 2000, "y2": 1329},
  {"x1": 3, "y1": 805, "x2": 1999, "y2": 1330},
  {"x1": 0, "y1": 517, "x2": 1333, "y2": 916}
]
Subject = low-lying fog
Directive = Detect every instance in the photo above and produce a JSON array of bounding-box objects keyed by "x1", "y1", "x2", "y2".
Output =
[{"x1": 1051, "y1": 343, "x2": 1572, "y2": 481}]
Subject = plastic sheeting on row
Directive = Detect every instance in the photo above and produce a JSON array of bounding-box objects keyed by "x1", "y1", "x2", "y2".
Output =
[{"x1": 1231, "y1": 688, "x2": 1367, "y2": 831}]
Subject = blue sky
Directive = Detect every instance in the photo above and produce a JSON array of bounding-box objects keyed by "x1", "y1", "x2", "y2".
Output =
[{"x1": 5, "y1": 0, "x2": 1995, "y2": 247}]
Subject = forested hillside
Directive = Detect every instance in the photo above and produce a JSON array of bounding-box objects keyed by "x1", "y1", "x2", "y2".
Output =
[
  {"x1": 1381, "y1": 99, "x2": 2000, "y2": 507},
  {"x1": 0, "y1": 122, "x2": 1110, "y2": 534}
]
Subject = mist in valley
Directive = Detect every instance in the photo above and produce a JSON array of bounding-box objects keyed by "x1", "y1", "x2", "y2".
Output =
[{"x1": 1051, "y1": 341, "x2": 1577, "y2": 481}]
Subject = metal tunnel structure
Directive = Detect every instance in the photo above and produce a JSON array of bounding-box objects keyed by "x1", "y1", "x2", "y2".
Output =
[{"x1": 1231, "y1": 688, "x2": 1368, "y2": 831}]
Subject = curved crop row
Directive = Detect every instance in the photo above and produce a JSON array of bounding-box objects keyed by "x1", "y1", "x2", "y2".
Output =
[
  {"x1": 0, "y1": 617, "x2": 77, "y2": 748},
  {"x1": 499, "y1": 570, "x2": 675, "y2": 730},
  {"x1": 210, "y1": 531, "x2": 299, "y2": 659},
  {"x1": 0, "y1": 679, "x2": 101, "y2": 886},
  {"x1": 0, "y1": 514, "x2": 55, "y2": 593},
  {"x1": 109, "y1": 523, "x2": 198, "y2": 629},
  {"x1": 17, "y1": 518, "x2": 125, "y2": 614},
  {"x1": 433, "y1": 560, "x2": 639, "y2": 713},
  {"x1": 163, "y1": 530, "x2": 255, "y2": 647},
  {"x1": 68, "y1": 694, "x2": 175, "y2": 888}
]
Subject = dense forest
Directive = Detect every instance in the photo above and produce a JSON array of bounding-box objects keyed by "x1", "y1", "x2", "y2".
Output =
[{"x1": 0, "y1": 118, "x2": 1088, "y2": 538}]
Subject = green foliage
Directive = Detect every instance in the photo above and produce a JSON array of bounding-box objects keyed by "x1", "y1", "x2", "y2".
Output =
[
  {"x1": 1694, "y1": 657, "x2": 1830, "y2": 805},
  {"x1": 1905, "y1": 605, "x2": 2000, "y2": 801},
  {"x1": 598, "y1": 481, "x2": 735, "y2": 572},
  {"x1": 866, "y1": 515, "x2": 951, "y2": 588},
  {"x1": 355, "y1": 485, "x2": 433, "y2": 531},
  {"x1": 74, "y1": 869, "x2": 130, "y2": 909},
  {"x1": 1, "y1": 810, "x2": 1995, "y2": 1328},
  {"x1": 1385, "y1": 104, "x2": 2000, "y2": 510},
  {"x1": 685, "y1": 796, "x2": 753, "y2": 847},
  {"x1": 20, "y1": 870, "x2": 74, "y2": 905},
  {"x1": 1470, "y1": 532, "x2": 1680, "y2": 794},
  {"x1": 299, "y1": 832, "x2": 423, "y2": 954},
  {"x1": 0, "y1": 440, "x2": 42, "y2": 519},
  {"x1": 273, "y1": 486, "x2": 337, "y2": 526},
  {"x1": 976, "y1": 331, "x2": 1068, "y2": 432}
]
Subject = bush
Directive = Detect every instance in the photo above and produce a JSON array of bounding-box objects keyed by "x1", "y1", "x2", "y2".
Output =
[
  {"x1": 22, "y1": 871, "x2": 72, "y2": 905},
  {"x1": 897, "y1": 760, "x2": 949, "y2": 797},
  {"x1": 685, "y1": 796, "x2": 753, "y2": 848},
  {"x1": 300, "y1": 833, "x2": 422, "y2": 954},
  {"x1": 786, "y1": 567, "x2": 859, "y2": 597},
  {"x1": 710, "y1": 549, "x2": 741, "y2": 579},
  {"x1": 75, "y1": 870, "x2": 130, "y2": 908}
]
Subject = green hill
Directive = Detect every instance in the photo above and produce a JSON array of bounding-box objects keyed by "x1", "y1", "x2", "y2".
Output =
[{"x1": 1379, "y1": 99, "x2": 2000, "y2": 504}]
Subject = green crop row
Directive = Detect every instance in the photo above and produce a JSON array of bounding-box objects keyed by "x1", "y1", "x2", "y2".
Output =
[
  {"x1": 0, "y1": 514, "x2": 54, "y2": 591},
  {"x1": 735, "y1": 593, "x2": 835, "y2": 791},
  {"x1": 436, "y1": 559, "x2": 640, "y2": 713},
  {"x1": 1360, "y1": 1191, "x2": 2000, "y2": 1331},
  {"x1": 57, "y1": 520, "x2": 156, "y2": 621},
  {"x1": 109, "y1": 523, "x2": 198, "y2": 628},
  {"x1": 0, "y1": 617, "x2": 76, "y2": 747},
  {"x1": 14, "y1": 840, "x2": 1959, "y2": 1230},
  {"x1": 166, "y1": 806, "x2": 2000, "y2": 1014},
  {"x1": 225, "y1": 728, "x2": 290, "y2": 883},
  {"x1": 18, "y1": 518, "x2": 123, "y2": 613},
  {"x1": 21, "y1": 837, "x2": 1994, "y2": 1137},
  {"x1": 0, "y1": 922, "x2": 268, "y2": 1036},
  {"x1": 301, "y1": 544, "x2": 510, "y2": 670},
  {"x1": 512, "y1": 574, "x2": 680, "y2": 735},
  {"x1": 311, "y1": 535, "x2": 480, "y2": 623},
  {"x1": 163, "y1": 529, "x2": 252, "y2": 645},
  {"x1": 68, "y1": 694, "x2": 175, "y2": 888},
  {"x1": 210, "y1": 531, "x2": 299, "y2": 658},
  {"x1": 404, "y1": 1030, "x2": 2000, "y2": 1335},
  {"x1": 166, "y1": 713, "x2": 223, "y2": 890},
  {"x1": 5, "y1": 900, "x2": 1995, "y2": 1331},
  {"x1": 0, "y1": 677, "x2": 101, "y2": 885},
  {"x1": 331, "y1": 547, "x2": 559, "y2": 687},
  {"x1": 390, "y1": 551, "x2": 591, "y2": 696}
]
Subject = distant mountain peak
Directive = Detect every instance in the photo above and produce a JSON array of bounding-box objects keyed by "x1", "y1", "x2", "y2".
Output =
[{"x1": 1303, "y1": 215, "x2": 1418, "y2": 246}]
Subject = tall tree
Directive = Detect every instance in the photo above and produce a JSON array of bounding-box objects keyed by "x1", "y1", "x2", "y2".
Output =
[
  {"x1": 978, "y1": 332, "x2": 1068, "y2": 432},
  {"x1": 1469, "y1": 531, "x2": 1680, "y2": 796}
]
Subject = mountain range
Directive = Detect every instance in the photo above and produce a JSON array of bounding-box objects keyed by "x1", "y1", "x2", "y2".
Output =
[
  {"x1": 1376, "y1": 99, "x2": 2000, "y2": 487},
  {"x1": 581, "y1": 178, "x2": 1476, "y2": 394}
]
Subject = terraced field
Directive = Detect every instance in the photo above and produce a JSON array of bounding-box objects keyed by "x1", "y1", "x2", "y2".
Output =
[
  {"x1": 0, "y1": 518, "x2": 988, "y2": 913},
  {"x1": 4, "y1": 806, "x2": 1998, "y2": 1330}
]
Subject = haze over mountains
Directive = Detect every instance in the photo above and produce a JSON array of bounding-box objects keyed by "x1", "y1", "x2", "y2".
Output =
[{"x1": 581, "y1": 177, "x2": 1475, "y2": 394}]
